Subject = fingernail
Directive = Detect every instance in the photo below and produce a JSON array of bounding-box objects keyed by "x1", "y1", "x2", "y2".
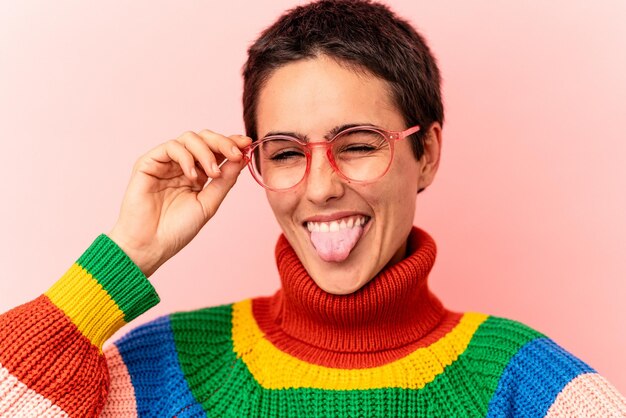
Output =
[
  {"x1": 231, "y1": 146, "x2": 242, "y2": 156},
  {"x1": 191, "y1": 167, "x2": 198, "y2": 178},
  {"x1": 212, "y1": 162, "x2": 220, "y2": 173}
]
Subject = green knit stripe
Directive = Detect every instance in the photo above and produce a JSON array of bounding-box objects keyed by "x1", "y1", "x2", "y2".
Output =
[
  {"x1": 171, "y1": 304, "x2": 238, "y2": 415},
  {"x1": 449, "y1": 315, "x2": 545, "y2": 407},
  {"x1": 171, "y1": 309, "x2": 545, "y2": 417},
  {"x1": 76, "y1": 234, "x2": 160, "y2": 322}
]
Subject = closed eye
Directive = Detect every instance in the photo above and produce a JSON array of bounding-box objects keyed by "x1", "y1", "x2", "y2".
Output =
[
  {"x1": 270, "y1": 149, "x2": 305, "y2": 161},
  {"x1": 342, "y1": 144, "x2": 377, "y2": 153}
]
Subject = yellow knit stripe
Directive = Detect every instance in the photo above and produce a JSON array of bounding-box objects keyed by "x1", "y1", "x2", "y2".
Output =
[
  {"x1": 231, "y1": 299, "x2": 488, "y2": 390},
  {"x1": 45, "y1": 263, "x2": 127, "y2": 350}
]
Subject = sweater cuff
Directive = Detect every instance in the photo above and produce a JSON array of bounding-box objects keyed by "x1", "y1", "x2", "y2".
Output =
[{"x1": 44, "y1": 234, "x2": 160, "y2": 349}]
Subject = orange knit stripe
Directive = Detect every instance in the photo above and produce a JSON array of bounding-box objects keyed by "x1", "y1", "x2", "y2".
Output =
[{"x1": 0, "y1": 295, "x2": 109, "y2": 416}]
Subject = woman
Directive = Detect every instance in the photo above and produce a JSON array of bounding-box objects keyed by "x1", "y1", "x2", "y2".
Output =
[{"x1": 1, "y1": 0, "x2": 625, "y2": 417}]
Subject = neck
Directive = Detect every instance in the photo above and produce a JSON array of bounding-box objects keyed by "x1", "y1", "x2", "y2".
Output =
[{"x1": 251, "y1": 226, "x2": 456, "y2": 368}]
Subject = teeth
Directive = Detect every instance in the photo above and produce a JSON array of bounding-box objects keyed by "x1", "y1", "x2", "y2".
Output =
[{"x1": 306, "y1": 216, "x2": 368, "y2": 233}]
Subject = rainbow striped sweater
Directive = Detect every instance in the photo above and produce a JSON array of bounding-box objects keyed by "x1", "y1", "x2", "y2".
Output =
[{"x1": 1, "y1": 228, "x2": 625, "y2": 417}]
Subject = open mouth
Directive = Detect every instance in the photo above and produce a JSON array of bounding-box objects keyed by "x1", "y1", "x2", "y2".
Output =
[
  {"x1": 303, "y1": 215, "x2": 372, "y2": 262},
  {"x1": 304, "y1": 215, "x2": 371, "y2": 233}
]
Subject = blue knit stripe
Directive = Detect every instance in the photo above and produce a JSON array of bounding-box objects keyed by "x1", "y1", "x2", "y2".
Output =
[
  {"x1": 486, "y1": 337, "x2": 595, "y2": 417},
  {"x1": 115, "y1": 315, "x2": 206, "y2": 417}
]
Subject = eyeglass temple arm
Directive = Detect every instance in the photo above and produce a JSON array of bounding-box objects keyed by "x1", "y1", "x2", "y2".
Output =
[
  {"x1": 400, "y1": 125, "x2": 421, "y2": 138},
  {"x1": 216, "y1": 152, "x2": 251, "y2": 170}
]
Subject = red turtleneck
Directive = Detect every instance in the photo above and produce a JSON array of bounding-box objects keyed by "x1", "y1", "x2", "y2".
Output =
[{"x1": 251, "y1": 226, "x2": 462, "y2": 369}]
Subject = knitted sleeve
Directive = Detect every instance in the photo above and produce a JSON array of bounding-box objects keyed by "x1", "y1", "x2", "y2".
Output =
[
  {"x1": 0, "y1": 234, "x2": 160, "y2": 417},
  {"x1": 483, "y1": 319, "x2": 626, "y2": 417}
]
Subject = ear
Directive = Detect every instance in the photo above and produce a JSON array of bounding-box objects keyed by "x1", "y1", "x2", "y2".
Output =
[{"x1": 417, "y1": 122, "x2": 442, "y2": 192}]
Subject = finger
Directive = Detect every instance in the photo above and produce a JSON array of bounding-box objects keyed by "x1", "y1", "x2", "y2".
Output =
[
  {"x1": 228, "y1": 135, "x2": 254, "y2": 157},
  {"x1": 228, "y1": 134, "x2": 254, "y2": 148},
  {"x1": 196, "y1": 158, "x2": 247, "y2": 219},
  {"x1": 197, "y1": 129, "x2": 247, "y2": 164},
  {"x1": 188, "y1": 173, "x2": 208, "y2": 193},
  {"x1": 142, "y1": 140, "x2": 197, "y2": 180},
  {"x1": 176, "y1": 131, "x2": 221, "y2": 177}
]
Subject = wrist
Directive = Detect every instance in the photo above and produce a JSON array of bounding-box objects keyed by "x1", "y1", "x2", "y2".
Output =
[{"x1": 106, "y1": 229, "x2": 162, "y2": 278}]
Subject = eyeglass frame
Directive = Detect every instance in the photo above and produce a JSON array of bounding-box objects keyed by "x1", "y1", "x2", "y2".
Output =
[{"x1": 241, "y1": 124, "x2": 421, "y2": 192}]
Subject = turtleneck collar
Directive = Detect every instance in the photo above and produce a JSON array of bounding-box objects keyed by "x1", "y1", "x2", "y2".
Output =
[{"x1": 251, "y1": 226, "x2": 457, "y2": 368}]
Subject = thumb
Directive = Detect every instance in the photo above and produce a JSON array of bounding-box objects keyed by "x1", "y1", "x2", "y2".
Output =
[{"x1": 196, "y1": 158, "x2": 247, "y2": 219}]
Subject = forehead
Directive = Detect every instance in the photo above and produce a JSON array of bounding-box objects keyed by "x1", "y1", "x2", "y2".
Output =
[{"x1": 255, "y1": 56, "x2": 402, "y2": 139}]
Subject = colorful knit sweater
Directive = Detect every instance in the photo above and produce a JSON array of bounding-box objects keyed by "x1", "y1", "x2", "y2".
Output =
[{"x1": 1, "y1": 228, "x2": 625, "y2": 417}]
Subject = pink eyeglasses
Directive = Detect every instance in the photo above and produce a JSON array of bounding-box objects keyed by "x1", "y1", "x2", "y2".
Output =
[{"x1": 241, "y1": 125, "x2": 420, "y2": 192}]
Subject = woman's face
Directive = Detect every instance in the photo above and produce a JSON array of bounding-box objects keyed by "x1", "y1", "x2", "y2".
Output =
[{"x1": 256, "y1": 55, "x2": 440, "y2": 295}]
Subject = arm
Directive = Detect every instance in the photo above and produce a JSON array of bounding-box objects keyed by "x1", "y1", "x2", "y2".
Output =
[
  {"x1": 0, "y1": 234, "x2": 159, "y2": 417},
  {"x1": 545, "y1": 372, "x2": 626, "y2": 417},
  {"x1": 485, "y1": 330, "x2": 626, "y2": 417},
  {"x1": 1, "y1": 130, "x2": 250, "y2": 416}
]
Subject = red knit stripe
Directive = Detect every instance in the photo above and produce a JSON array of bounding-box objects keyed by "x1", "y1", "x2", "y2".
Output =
[
  {"x1": 252, "y1": 296, "x2": 463, "y2": 369},
  {"x1": 0, "y1": 295, "x2": 109, "y2": 416}
]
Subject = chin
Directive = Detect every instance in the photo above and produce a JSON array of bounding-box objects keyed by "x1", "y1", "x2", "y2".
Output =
[
  {"x1": 314, "y1": 274, "x2": 367, "y2": 295},
  {"x1": 306, "y1": 258, "x2": 374, "y2": 295}
]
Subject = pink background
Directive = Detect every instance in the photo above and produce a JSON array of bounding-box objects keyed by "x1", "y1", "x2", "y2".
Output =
[{"x1": 1, "y1": 0, "x2": 625, "y2": 393}]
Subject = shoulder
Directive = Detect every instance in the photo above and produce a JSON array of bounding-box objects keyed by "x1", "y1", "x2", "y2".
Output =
[
  {"x1": 101, "y1": 301, "x2": 246, "y2": 415},
  {"x1": 471, "y1": 313, "x2": 626, "y2": 417},
  {"x1": 102, "y1": 301, "x2": 243, "y2": 409},
  {"x1": 475, "y1": 313, "x2": 595, "y2": 387},
  {"x1": 105, "y1": 301, "x2": 239, "y2": 369},
  {"x1": 474, "y1": 313, "x2": 592, "y2": 374}
]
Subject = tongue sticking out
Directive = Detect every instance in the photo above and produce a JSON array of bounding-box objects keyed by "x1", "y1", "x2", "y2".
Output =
[{"x1": 310, "y1": 224, "x2": 365, "y2": 262}]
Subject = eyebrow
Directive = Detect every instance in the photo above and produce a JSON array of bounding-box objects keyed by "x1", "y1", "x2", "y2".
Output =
[{"x1": 262, "y1": 123, "x2": 378, "y2": 141}]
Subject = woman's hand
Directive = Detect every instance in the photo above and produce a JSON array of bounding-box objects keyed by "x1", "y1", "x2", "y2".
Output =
[{"x1": 108, "y1": 130, "x2": 252, "y2": 277}]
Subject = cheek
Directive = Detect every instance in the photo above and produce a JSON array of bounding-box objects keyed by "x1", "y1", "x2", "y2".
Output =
[
  {"x1": 372, "y1": 184, "x2": 416, "y2": 218},
  {"x1": 266, "y1": 190, "x2": 300, "y2": 230},
  {"x1": 373, "y1": 161, "x2": 420, "y2": 217}
]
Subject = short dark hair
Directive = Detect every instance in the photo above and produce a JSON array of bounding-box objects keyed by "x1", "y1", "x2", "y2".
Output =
[{"x1": 242, "y1": 0, "x2": 444, "y2": 162}]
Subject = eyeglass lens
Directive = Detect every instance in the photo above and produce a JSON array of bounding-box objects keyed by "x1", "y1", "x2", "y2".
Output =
[{"x1": 250, "y1": 128, "x2": 392, "y2": 190}]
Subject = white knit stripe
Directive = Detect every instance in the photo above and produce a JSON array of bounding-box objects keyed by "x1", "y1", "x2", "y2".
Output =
[
  {"x1": 546, "y1": 372, "x2": 626, "y2": 417},
  {"x1": 100, "y1": 343, "x2": 138, "y2": 417},
  {"x1": 0, "y1": 363, "x2": 69, "y2": 417}
]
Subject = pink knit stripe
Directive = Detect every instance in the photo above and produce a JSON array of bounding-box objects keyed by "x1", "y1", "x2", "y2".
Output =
[
  {"x1": 100, "y1": 344, "x2": 138, "y2": 417},
  {"x1": 0, "y1": 363, "x2": 69, "y2": 417},
  {"x1": 546, "y1": 372, "x2": 626, "y2": 417}
]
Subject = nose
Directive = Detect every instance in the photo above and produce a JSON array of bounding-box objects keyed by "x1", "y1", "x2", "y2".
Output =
[{"x1": 304, "y1": 147, "x2": 345, "y2": 205}]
